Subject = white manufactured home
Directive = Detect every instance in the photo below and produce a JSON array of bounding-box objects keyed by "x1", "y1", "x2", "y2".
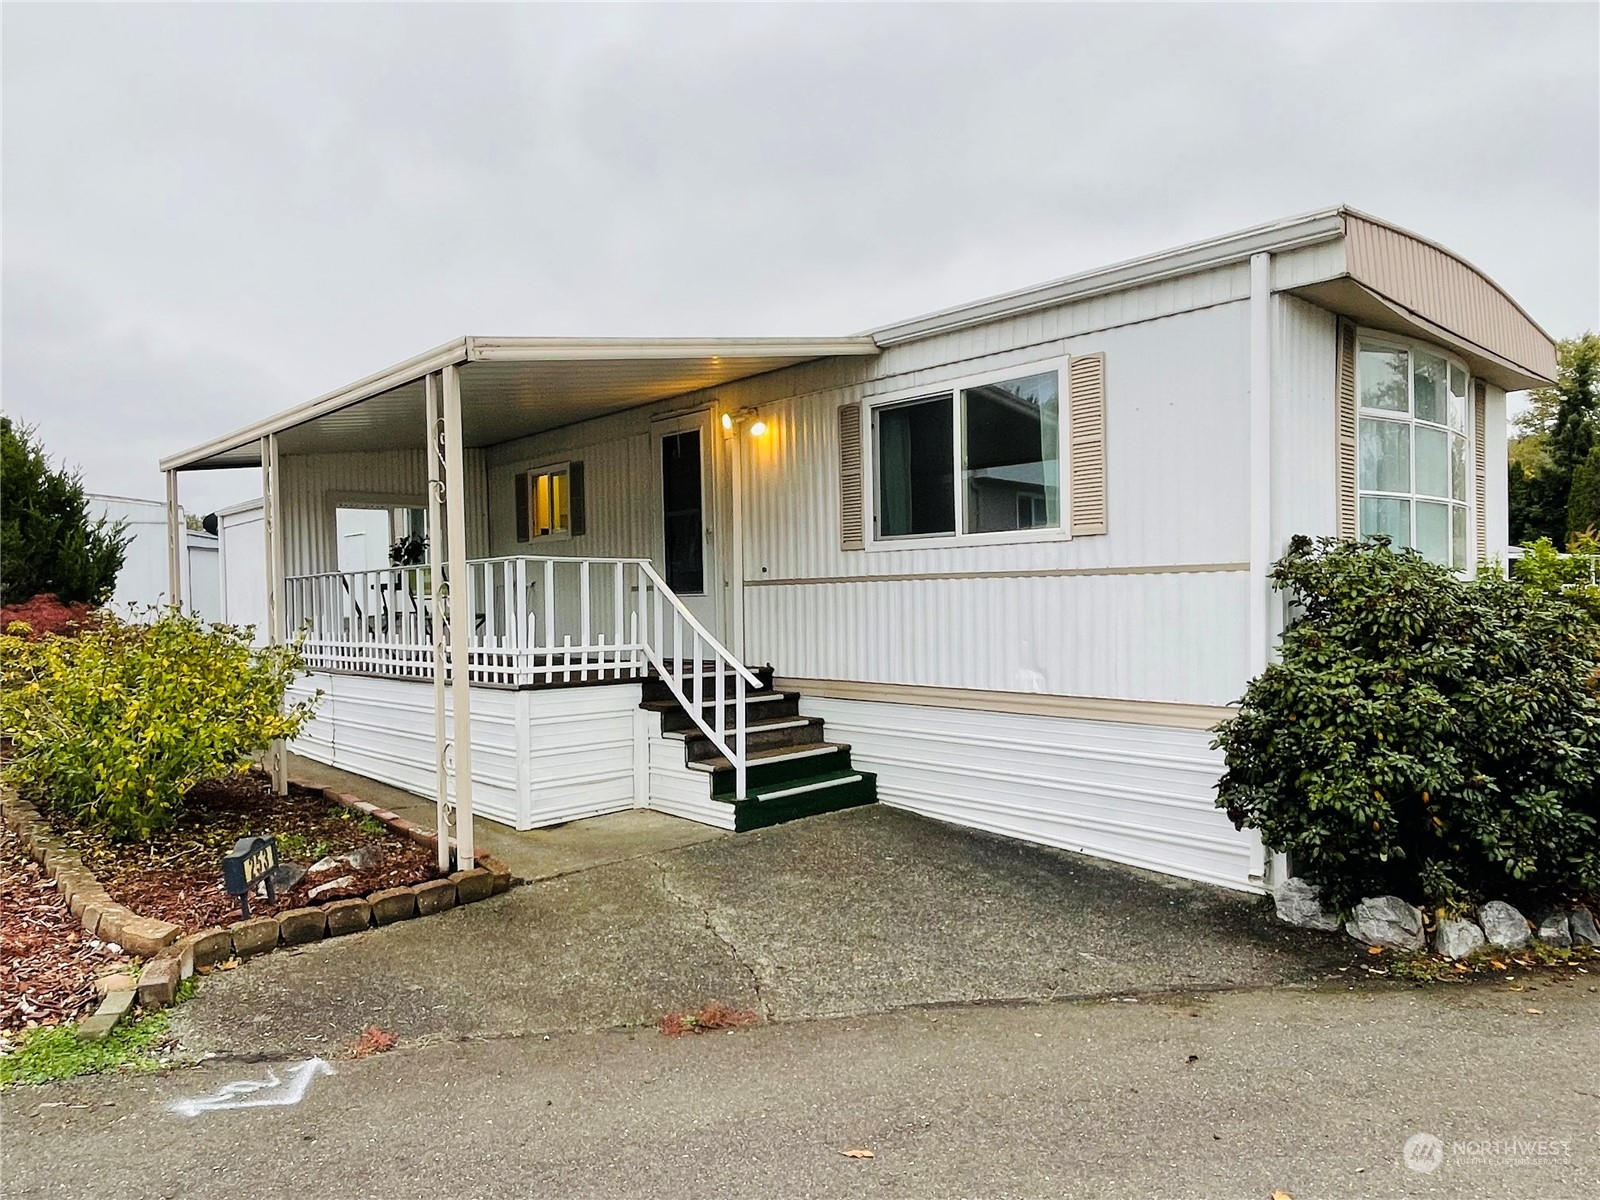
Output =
[{"x1": 161, "y1": 207, "x2": 1556, "y2": 891}]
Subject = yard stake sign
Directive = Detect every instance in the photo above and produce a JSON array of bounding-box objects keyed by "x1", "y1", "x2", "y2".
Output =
[{"x1": 222, "y1": 836, "x2": 280, "y2": 919}]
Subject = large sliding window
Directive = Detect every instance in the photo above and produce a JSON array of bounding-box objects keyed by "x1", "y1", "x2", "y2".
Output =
[
  {"x1": 1357, "y1": 336, "x2": 1471, "y2": 569},
  {"x1": 872, "y1": 367, "x2": 1061, "y2": 543}
]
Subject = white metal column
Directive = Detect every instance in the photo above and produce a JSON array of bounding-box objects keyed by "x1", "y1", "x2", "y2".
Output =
[
  {"x1": 441, "y1": 362, "x2": 476, "y2": 869},
  {"x1": 261, "y1": 433, "x2": 289, "y2": 795},
  {"x1": 1247, "y1": 250, "x2": 1276, "y2": 887},
  {"x1": 726, "y1": 418, "x2": 747, "y2": 662},
  {"x1": 164, "y1": 470, "x2": 183, "y2": 607},
  {"x1": 425, "y1": 372, "x2": 452, "y2": 874}
]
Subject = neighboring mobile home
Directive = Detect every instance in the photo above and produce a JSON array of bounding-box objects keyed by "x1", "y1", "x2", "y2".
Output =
[{"x1": 160, "y1": 207, "x2": 1557, "y2": 891}]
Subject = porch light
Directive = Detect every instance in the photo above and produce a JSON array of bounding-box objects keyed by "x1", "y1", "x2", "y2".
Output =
[
  {"x1": 721, "y1": 412, "x2": 734, "y2": 432},
  {"x1": 748, "y1": 419, "x2": 768, "y2": 437},
  {"x1": 721, "y1": 408, "x2": 769, "y2": 438}
]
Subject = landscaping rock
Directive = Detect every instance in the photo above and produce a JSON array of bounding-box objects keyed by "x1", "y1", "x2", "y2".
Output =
[
  {"x1": 95, "y1": 972, "x2": 137, "y2": 997},
  {"x1": 1478, "y1": 901, "x2": 1530, "y2": 949},
  {"x1": 480, "y1": 854, "x2": 512, "y2": 894},
  {"x1": 308, "y1": 855, "x2": 341, "y2": 875},
  {"x1": 137, "y1": 956, "x2": 182, "y2": 1008},
  {"x1": 228, "y1": 916, "x2": 281, "y2": 958},
  {"x1": 76, "y1": 989, "x2": 136, "y2": 1042},
  {"x1": 94, "y1": 905, "x2": 130, "y2": 948},
  {"x1": 161, "y1": 939, "x2": 196, "y2": 980},
  {"x1": 1536, "y1": 911, "x2": 1572, "y2": 948},
  {"x1": 267, "y1": 861, "x2": 308, "y2": 893},
  {"x1": 345, "y1": 846, "x2": 381, "y2": 871},
  {"x1": 277, "y1": 907, "x2": 327, "y2": 945},
  {"x1": 307, "y1": 874, "x2": 356, "y2": 900},
  {"x1": 323, "y1": 898, "x2": 371, "y2": 936},
  {"x1": 368, "y1": 887, "x2": 417, "y2": 925},
  {"x1": 1570, "y1": 905, "x2": 1599, "y2": 948},
  {"x1": 1344, "y1": 895, "x2": 1425, "y2": 951},
  {"x1": 1434, "y1": 918, "x2": 1486, "y2": 960},
  {"x1": 119, "y1": 916, "x2": 181, "y2": 958},
  {"x1": 413, "y1": 878, "x2": 457, "y2": 916},
  {"x1": 189, "y1": 927, "x2": 234, "y2": 968},
  {"x1": 451, "y1": 868, "x2": 494, "y2": 905},
  {"x1": 1272, "y1": 877, "x2": 1339, "y2": 931},
  {"x1": 79, "y1": 895, "x2": 116, "y2": 938}
]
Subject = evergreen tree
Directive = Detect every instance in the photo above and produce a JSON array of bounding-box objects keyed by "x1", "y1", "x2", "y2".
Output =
[
  {"x1": 0, "y1": 418, "x2": 130, "y2": 606},
  {"x1": 1508, "y1": 333, "x2": 1600, "y2": 545}
]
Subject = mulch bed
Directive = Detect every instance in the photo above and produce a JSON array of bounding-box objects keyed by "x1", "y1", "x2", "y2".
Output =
[
  {"x1": 35, "y1": 771, "x2": 441, "y2": 935},
  {"x1": 1, "y1": 823, "x2": 129, "y2": 1038}
]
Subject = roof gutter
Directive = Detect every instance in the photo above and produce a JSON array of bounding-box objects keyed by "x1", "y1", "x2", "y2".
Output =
[
  {"x1": 869, "y1": 208, "x2": 1347, "y2": 347},
  {"x1": 160, "y1": 337, "x2": 471, "y2": 472}
]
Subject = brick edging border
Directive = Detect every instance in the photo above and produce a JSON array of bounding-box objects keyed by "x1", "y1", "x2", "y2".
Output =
[
  {"x1": 1, "y1": 782, "x2": 513, "y2": 1014},
  {"x1": 314, "y1": 782, "x2": 515, "y2": 893}
]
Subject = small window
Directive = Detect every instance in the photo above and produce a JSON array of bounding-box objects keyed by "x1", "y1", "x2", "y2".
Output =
[
  {"x1": 523, "y1": 465, "x2": 571, "y2": 539},
  {"x1": 875, "y1": 395, "x2": 955, "y2": 538},
  {"x1": 1356, "y1": 337, "x2": 1471, "y2": 569}
]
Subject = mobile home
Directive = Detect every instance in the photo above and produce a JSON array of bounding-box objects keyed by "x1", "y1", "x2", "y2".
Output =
[{"x1": 160, "y1": 207, "x2": 1557, "y2": 891}]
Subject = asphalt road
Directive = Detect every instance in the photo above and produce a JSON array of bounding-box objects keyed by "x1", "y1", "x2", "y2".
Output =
[{"x1": 4, "y1": 979, "x2": 1597, "y2": 1200}]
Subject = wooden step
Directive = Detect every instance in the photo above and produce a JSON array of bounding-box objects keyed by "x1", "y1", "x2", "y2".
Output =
[
  {"x1": 673, "y1": 716, "x2": 828, "y2": 762},
  {"x1": 640, "y1": 664, "x2": 774, "y2": 705},
  {"x1": 690, "y1": 742, "x2": 856, "y2": 797},
  {"x1": 646, "y1": 690, "x2": 800, "y2": 732},
  {"x1": 720, "y1": 770, "x2": 879, "y2": 832}
]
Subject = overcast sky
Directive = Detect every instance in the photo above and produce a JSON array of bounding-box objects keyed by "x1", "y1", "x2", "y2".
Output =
[{"x1": 4, "y1": 2, "x2": 1597, "y2": 515}]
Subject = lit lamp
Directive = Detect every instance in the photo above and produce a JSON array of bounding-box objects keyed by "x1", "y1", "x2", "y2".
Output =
[{"x1": 721, "y1": 408, "x2": 768, "y2": 438}]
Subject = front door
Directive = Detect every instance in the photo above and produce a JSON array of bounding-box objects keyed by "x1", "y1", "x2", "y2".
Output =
[{"x1": 656, "y1": 417, "x2": 723, "y2": 643}]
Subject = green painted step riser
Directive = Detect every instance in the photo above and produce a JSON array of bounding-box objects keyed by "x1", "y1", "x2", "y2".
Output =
[
  {"x1": 710, "y1": 750, "x2": 853, "y2": 797},
  {"x1": 732, "y1": 777, "x2": 878, "y2": 832}
]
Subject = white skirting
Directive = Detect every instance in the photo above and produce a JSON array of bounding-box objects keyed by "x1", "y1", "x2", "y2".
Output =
[{"x1": 797, "y1": 694, "x2": 1262, "y2": 892}]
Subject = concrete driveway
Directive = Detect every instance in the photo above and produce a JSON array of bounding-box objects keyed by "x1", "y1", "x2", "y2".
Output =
[{"x1": 165, "y1": 802, "x2": 1355, "y2": 1060}]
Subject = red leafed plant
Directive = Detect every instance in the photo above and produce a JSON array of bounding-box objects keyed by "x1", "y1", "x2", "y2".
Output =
[
  {"x1": 349, "y1": 1026, "x2": 398, "y2": 1058},
  {"x1": 657, "y1": 1001, "x2": 760, "y2": 1038},
  {"x1": 0, "y1": 594, "x2": 96, "y2": 640}
]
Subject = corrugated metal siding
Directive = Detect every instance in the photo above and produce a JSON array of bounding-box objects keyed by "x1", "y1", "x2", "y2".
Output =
[
  {"x1": 1344, "y1": 214, "x2": 1557, "y2": 381},
  {"x1": 280, "y1": 449, "x2": 489, "y2": 576},
  {"x1": 801, "y1": 696, "x2": 1258, "y2": 891},
  {"x1": 485, "y1": 428, "x2": 658, "y2": 561},
  {"x1": 1483, "y1": 384, "x2": 1509, "y2": 557},
  {"x1": 1272, "y1": 295, "x2": 1339, "y2": 546}
]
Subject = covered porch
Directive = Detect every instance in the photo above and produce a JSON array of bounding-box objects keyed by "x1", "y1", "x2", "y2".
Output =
[{"x1": 160, "y1": 337, "x2": 881, "y2": 864}]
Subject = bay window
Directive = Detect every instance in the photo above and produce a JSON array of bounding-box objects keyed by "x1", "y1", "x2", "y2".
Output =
[{"x1": 1357, "y1": 336, "x2": 1471, "y2": 568}]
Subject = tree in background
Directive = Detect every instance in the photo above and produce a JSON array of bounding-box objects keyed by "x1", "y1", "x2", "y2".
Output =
[
  {"x1": 1509, "y1": 333, "x2": 1599, "y2": 546},
  {"x1": 0, "y1": 418, "x2": 130, "y2": 607}
]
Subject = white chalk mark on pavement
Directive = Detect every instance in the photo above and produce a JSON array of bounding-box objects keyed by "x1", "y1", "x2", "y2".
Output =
[{"x1": 167, "y1": 1057, "x2": 335, "y2": 1117}]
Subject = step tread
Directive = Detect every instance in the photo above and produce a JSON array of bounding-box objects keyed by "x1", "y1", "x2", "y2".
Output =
[
  {"x1": 662, "y1": 716, "x2": 819, "y2": 742},
  {"x1": 686, "y1": 741, "x2": 849, "y2": 773},
  {"x1": 640, "y1": 691, "x2": 794, "y2": 713}
]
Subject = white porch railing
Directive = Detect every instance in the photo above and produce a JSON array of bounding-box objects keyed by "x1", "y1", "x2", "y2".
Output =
[{"x1": 284, "y1": 555, "x2": 763, "y2": 796}]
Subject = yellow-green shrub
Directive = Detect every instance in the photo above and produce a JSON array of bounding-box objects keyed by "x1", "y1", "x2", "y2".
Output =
[{"x1": 1, "y1": 609, "x2": 317, "y2": 839}]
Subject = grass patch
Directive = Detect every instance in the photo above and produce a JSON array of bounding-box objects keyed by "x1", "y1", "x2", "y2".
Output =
[
  {"x1": 1388, "y1": 941, "x2": 1597, "y2": 983},
  {"x1": 0, "y1": 1008, "x2": 174, "y2": 1087},
  {"x1": 1, "y1": 978, "x2": 200, "y2": 1087},
  {"x1": 332, "y1": 807, "x2": 388, "y2": 838}
]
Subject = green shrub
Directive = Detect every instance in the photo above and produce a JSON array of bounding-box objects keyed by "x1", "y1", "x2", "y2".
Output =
[
  {"x1": 0, "y1": 418, "x2": 129, "y2": 607},
  {"x1": 1513, "y1": 534, "x2": 1600, "y2": 622},
  {"x1": 0, "y1": 609, "x2": 318, "y2": 840},
  {"x1": 1213, "y1": 536, "x2": 1600, "y2": 912}
]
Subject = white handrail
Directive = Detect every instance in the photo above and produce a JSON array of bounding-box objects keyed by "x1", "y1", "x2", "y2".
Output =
[{"x1": 285, "y1": 554, "x2": 764, "y2": 797}]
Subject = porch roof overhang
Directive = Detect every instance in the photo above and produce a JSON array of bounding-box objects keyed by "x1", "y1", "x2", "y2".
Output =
[{"x1": 162, "y1": 336, "x2": 882, "y2": 471}]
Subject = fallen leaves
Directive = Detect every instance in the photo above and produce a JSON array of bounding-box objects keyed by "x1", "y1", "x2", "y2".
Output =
[
  {"x1": 841, "y1": 1148, "x2": 875, "y2": 1159},
  {"x1": 657, "y1": 1001, "x2": 760, "y2": 1038},
  {"x1": 349, "y1": 1026, "x2": 398, "y2": 1058}
]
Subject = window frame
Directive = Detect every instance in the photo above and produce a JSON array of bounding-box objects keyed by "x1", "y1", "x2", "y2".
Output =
[
  {"x1": 1354, "y1": 328, "x2": 1474, "y2": 571},
  {"x1": 863, "y1": 355, "x2": 1072, "y2": 551},
  {"x1": 521, "y1": 461, "x2": 574, "y2": 542}
]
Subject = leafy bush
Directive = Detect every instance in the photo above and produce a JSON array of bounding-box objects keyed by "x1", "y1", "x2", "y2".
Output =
[
  {"x1": 1213, "y1": 536, "x2": 1600, "y2": 912},
  {"x1": 0, "y1": 593, "x2": 98, "y2": 640},
  {"x1": 1512, "y1": 534, "x2": 1600, "y2": 622},
  {"x1": 0, "y1": 418, "x2": 129, "y2": 607},
  {"x1": 0, "y1": 609, "x2": 318, "y2": 840}
]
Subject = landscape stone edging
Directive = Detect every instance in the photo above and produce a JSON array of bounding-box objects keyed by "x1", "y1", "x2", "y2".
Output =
[{"x1": 2, "y1": 781, "x2": 509, "y2": 1024}]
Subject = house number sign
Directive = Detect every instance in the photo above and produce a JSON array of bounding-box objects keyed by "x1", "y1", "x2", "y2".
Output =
[{"x1": 222, "y1": 836, "x2": 279, "y2": 919}]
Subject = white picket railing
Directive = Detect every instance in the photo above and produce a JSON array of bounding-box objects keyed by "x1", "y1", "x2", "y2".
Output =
[{"x1": 283, "y1": 555, "x2": 762, "y2": 796}]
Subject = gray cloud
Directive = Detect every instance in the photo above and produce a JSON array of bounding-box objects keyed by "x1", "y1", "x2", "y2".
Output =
[{"x1": 4, "y1": 2, "x2": 1595, "y2": 513}]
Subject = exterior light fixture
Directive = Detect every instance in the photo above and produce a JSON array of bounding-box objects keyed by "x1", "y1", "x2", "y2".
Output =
[
  {"x1": 722, "y1": 408, "x2": 769, "y2": 438},
  {"x1": 747, "y1": 419, "x2": 768, "y2": 437},
  {"x1": 721, "y1": 412, "x2": 734, "y2": 432}
]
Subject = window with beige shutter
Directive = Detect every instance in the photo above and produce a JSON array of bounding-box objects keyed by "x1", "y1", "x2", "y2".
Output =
[
  {"x1": 1066, "y1": 353, "x2": 1107, "y2": 536},
  {"x1": 838, "y1": 403, "x2": 864, "y2": 550}
]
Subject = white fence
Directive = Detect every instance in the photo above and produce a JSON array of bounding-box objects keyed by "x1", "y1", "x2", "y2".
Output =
[{"x1": 285, "y1": 554, "x2": 762, "y2": 796}]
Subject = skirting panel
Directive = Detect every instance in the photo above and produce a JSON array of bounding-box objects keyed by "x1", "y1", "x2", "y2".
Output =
[
  {"x1": 288, "y1": 673, "x2": 643, "y2": 831},
  {"x1": 798, "y1": 695, "x2": 1261, "y2": 891}
]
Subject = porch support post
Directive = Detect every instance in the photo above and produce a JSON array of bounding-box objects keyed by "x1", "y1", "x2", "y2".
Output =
[
  {"x1": 425, "y1": 372, "x2": 452, "y2": 874},
  {"x1": 164, "y1": 470, "x2": 183, "y2": 608},
  {"x1": 442, "y1": 362, "x2": 476, "y2": 869},
  {"x1": 261, "y1": 433, "x2": 289, "y2": 795},
  {"x1": 727, "y1": 419, "x2": 747, "y2": 662}
]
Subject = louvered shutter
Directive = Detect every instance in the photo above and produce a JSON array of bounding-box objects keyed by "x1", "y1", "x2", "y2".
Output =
[
  {"x1": 1473, "y1": 381, "x2": 1488, "y2": 558},
  {"x1": 514, "y1": 471, "x2": 530, "y2": 543},
  {"x1": 838, "y1": 403, "x2": 864, "y2": 550},
  {"x1": 568, "y1": 461, "x2": 586, "y2": 537},
  {"x1": 1336, "y1": 317, "x2": 1359, "y2": 539},
  {"x1": 1067, "y1": 354, "x2": 1107, "y2": 536}
]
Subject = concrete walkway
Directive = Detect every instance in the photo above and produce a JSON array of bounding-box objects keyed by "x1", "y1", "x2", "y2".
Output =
[
  {"x1": 288, "y1": 753, "x2": 725, "y2": 881},
  {"x1": 163, "y1": 797, "x2": 1358, "y2": 1060}
]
